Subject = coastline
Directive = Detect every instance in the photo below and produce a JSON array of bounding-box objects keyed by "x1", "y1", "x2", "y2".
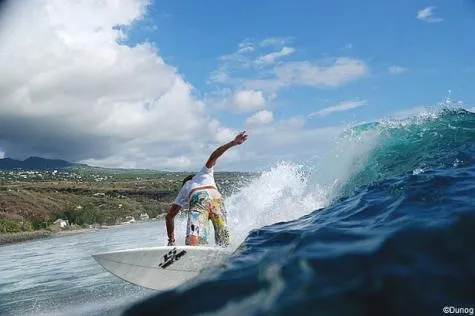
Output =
[
  {"x1": 0, "y1": 220, "x2": 160, "y2": 246},
  {"x1": 0, "y1": 230, "x2": 53, "y2": 246},
  {"x1": 0, "y1": 228, "x2": 97, "y2": 246}
]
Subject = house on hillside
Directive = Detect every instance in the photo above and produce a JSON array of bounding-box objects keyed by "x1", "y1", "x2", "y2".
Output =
[
  {"x1": 54, "y1": 219, "x2": 69, "y2": 229},
  {"x1": 122, "y1": 216, "x2": 135, "y2": 224},
  {"x1": 140, "y1": 213, "x2": 149, "y2": 221}
]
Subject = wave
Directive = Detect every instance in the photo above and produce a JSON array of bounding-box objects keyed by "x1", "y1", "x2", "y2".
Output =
[
  {"x1": 124, "y1": 106, "x2": 475, "y2": 315},
  {"x1": 225, "y1": 107, "x2": 475, "y2": 244},
  {"x1": 339, "y1": 108, "x2": 475, "y2": 195}
]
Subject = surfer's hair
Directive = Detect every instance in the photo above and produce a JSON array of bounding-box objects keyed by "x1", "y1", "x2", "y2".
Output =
[{"x1": 182, "y1": 174, "x2": 195, "y2": 187}]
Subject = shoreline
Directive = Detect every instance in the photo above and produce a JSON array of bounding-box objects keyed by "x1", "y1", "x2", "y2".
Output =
[
  {"x1": 0, "y1": 220, "x2": 161, "y2": 246},
  {"x1": 0, "y1": 228, "x2": 97, "y2": 246},
  {"x1": 0, "y1": 230, "x2": 53, "y2": 246}
]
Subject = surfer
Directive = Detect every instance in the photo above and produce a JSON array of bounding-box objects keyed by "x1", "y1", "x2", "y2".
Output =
[{"x1": 165, "y1": 131, "x2": 248, "y2": 247}]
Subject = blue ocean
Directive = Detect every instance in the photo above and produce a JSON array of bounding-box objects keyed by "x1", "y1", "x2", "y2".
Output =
[{"x1": 124, "y1": 107, "x2": 475, "y2": 315}]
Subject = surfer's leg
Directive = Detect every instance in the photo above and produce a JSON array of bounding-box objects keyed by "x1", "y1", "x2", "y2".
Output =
[
  {"x1": 185, "y1": 209, "x2": 210, "y2": 245},
  {"x1": 185, "y1": 191, "x2": 211, "y2": 246},
  {"x1": 209, "y1": 195, "x2": 230, "y2": 247}
]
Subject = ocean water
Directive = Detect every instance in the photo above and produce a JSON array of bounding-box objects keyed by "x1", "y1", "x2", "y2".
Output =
[
  {"x1": 2, "y1": 107, "x2": 475, "y2": 315},
  {"x1": 125, "y1": 108, "x2": 475, "y2": 315}
]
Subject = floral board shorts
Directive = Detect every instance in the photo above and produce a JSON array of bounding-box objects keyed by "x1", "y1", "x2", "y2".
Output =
[{"x1": 185, "y1": 188, "x2": 230, "y2": 247}]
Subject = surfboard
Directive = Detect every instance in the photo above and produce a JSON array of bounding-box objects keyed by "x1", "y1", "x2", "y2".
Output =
[{"x1": 92, "y1": 246, "x2": 232, "y2": 291}]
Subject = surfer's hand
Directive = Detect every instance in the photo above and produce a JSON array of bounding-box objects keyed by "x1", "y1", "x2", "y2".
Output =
[
  {"x1": 232, "y1": 131, "x2": 248, "y2": 145},
  {"x1": 167, "y1": 239, "x2": 175, "y2": 246}
]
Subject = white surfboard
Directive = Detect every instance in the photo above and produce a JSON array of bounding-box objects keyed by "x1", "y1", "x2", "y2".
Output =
[{"x1": 92, "y1": 246, "x2": 232, "y2": 291}]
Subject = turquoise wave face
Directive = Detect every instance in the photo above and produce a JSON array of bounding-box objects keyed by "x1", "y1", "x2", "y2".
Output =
[{"x1": 339, "y1": 108, "x2": 475, "y2": 196}]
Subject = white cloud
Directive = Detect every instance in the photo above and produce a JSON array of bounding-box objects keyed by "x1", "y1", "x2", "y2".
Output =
[
  {"x1": 259, "y1": 37, "x2": 292, "y2": 47},
  {"x1": 276, "y1": 58, "x2": 368, "y2": 88},
  {"x1": 209, "y1": 70, "x2": 230, "y2": 83},
  {"x1": 255, "y1": 46, "x2": 295, "y2": 65},
  {"x1": 245, "y1": 110, "x2": 274, "y2": 127},
  {"x1": 245, "y1": 58, "x2": 368, "y2": 93},
  {"x1": 207, "y1": 39, "x2": 368, "y2": 139},
  {"x1": 388, "y1": 65, "x2": 408, "y2": 75},
  {"x1": 211, "y1": 38, "x2": 368, "y2": 93},
  {"x1": 208, "y1": 119, "x2": 238, "y2": 143},
  {"x1": 250, "y1": 121, "x2": 343, "y2": 155},
  {"x1": 417, "y1": 7, "x2": 443, "y2": 23},
  {"x1": 233, "y1": 90, "x2": 266, "y2": 112},
  {"x1": 238, "y1": 39, "x2": 255, "y2": 53},
  {"x1": 208, "y1": 39, "x2": 257, "y2": 85},
  {"x1": 309, "y1": 100, "x2": 367, "y2": 117},
  {"x1": 0, "y1": 5, "x2": 367, "y2": 172},
  {"x1": 0, "y1": 0, "x2": 229, "y2": 170}
]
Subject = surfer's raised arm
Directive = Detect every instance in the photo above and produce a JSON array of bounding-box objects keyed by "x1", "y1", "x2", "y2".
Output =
[{"x1": 205, "y1": 131, "x2": 248, "y2": 168}]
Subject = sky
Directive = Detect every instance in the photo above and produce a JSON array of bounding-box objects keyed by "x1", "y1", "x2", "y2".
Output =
[{"x1": 0, "y1": 0, "x2": 474, "y2": 171}]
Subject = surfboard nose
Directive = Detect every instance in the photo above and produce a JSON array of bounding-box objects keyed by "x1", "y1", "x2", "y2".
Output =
[{"x1": 91, "y1": 246, "x2": 231, "y2": 291}]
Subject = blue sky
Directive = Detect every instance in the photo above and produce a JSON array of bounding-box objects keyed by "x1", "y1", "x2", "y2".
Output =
[
  {"x1": 0, "y1": 0, "x2": 474, "y2": 171},
  {"x1": 128, "y1": 0, "x2": 475, "y2": 128}
]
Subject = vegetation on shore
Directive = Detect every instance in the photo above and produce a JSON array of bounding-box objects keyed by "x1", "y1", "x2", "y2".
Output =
[
  {"x1": 0, "y1": 165, "x2": 253, "y2": 236},
  {"x1": 0, "y1": 168, "x2": 183, "y2": 234},
  {"x1": 0, "y1": 230, "x2": 53, "y2": 245}
]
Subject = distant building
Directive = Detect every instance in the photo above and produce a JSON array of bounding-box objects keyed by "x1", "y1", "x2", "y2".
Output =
[
  {"x1": 123, "y1": 216, "x2": 135, "y2": 224},
  {"x1": 140, "y1": 213, "x2": 149, "y2": 221},
  {"x1": 54, "y1": 219, "x2": 69, "y2": 228}
]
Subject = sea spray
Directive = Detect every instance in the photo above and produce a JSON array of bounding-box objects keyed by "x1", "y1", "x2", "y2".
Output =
[{"x1": 225, "y1": 162, "x2": 320, "y2": 246}]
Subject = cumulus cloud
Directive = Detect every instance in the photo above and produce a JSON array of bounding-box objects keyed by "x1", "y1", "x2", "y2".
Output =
[
  {"x1": 309, "y1": 100, "x2": 367, "y2": 117},
  {"x1": 0, "y1": 0, "x2": 225, "y2": 170},
  {"x1": 388, "y1": 65, "x2": 408, "y2": 75},
  {"x1": 0, "y1": 5, "x2": 356, "y2": 172},
  {"x1": 417, "y1": 7, "x2": 443, "y2": 23},
  {"x1": 233, "y1": 90, "x2": 266, "y2": 112},
  {"x1": 245, "y1": 110, "x2": 274, "y2": 127}
]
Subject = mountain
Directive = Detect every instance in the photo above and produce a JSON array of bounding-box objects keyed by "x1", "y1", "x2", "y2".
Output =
[{"x1": 0, "y1": 157, "x2": 77, "y2": 170}]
